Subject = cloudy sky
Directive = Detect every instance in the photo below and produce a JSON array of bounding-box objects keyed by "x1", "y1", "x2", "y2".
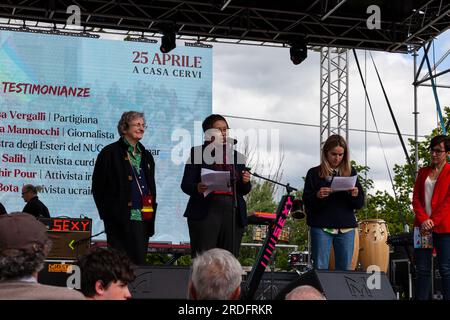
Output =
[{"x1": 212, "y1": 30, "x2": 450, "y2": 198}]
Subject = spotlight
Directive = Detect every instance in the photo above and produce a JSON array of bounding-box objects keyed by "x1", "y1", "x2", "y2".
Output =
[
  {"x1": 160, "y1": 31, "x2": 176, "y2": 53},
  {"x1": 290, "y1": 40, "x2": 307, "y2": 65}
]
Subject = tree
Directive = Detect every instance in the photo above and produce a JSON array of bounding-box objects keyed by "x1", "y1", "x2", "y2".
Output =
[
  {"x1": 239, "y1": 106, "x2": 449, "y2": 270},
  {"x1": 356, "y1": 106, "x2": 450, "y2": 235}
]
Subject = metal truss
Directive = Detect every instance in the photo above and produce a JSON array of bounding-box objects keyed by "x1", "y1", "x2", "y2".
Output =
[
  {"x1": 0, "y1": 0, "x2": 448, "y2": 53},
  {"x1": 320, "y1": 47, "x2": 349, "y2": 146}
]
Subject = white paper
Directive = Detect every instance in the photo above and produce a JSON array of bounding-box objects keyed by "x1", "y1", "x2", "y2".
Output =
[
  {"x1": 330, "y1": 175, "x2": 357, "y2": 192},
  {"x1": 201, "y1": 168, "x2": 231, "y2": 197}
]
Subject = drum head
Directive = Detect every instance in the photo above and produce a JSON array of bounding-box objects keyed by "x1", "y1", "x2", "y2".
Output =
[{"x1": 359, "y1": 219, "x2": 386, "y2": 224}]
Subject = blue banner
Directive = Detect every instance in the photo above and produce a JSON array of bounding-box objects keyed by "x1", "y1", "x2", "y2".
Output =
[{"x1": 0, "y1": 31, "x2": 212, "y2": 243}]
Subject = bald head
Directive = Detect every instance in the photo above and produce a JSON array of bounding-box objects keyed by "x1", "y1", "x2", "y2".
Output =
[{"x1": 285, "y1": 285, "x2": 326, "y2": 300}]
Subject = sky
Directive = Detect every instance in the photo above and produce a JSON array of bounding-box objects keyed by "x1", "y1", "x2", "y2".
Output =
[
  {"x1": 3, "y1": 17, "x2": 448, "y2": 200},
  {"x1": 212, "y1": 29, "x2": 450, "y2": 198}
]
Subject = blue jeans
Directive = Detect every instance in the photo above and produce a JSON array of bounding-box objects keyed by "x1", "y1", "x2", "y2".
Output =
[
  {"x1": 414, "y1": 233, "x2": 450, "y2": 300},
  {"x1": 310, "y1": 227, "x2": 355, "y2": 271}
]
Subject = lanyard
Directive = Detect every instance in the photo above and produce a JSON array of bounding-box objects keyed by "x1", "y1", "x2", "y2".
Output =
[{"x1": 127, "y1": 152, "x2": 144, "y2": 196}]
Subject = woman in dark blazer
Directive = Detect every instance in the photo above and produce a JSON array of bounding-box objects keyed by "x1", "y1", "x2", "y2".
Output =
[{"x1": 181, "y1": 114, "x2": 251, "y2": 258}]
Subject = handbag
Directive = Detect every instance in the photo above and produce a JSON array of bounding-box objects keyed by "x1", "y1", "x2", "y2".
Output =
[{"x1": 140, "y1": 194, "x2": 155, "y2": 221}]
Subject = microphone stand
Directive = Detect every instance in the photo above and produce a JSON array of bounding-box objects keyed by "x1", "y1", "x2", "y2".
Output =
[
  {"x1": 242, "y1": 169, "x2": 299, "y2": 300},
  {"x1": 225, "y1": 142, "x2": 239, "y2": 257},
  {"x1": 249, "y1": 170, "x2": 297, "y2": 195}
]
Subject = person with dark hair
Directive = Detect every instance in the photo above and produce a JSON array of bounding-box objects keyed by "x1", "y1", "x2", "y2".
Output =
[
  {"x1": 76, "y1": 247, "x2": 135, "y2": 300},
  {"x1": 92, "y1": 111, "x2": 157, "y2": 265},
  {"x1": 0, "y1": 202, "x2": 6, "y2": 215},
  {"x1": 181, "y1": 114, "x2": 251, "y2": 258},
  {"x1": 303, "y1": 134, "x2": 364, "y2": 270},
  {"x1": 0, "y1": 213, "x2": 84, "y2": 299},
  {"x1": 413, "y1": 135, "x2": 450, "y2": 300},
  {"x1": 21, "y1": 184, "x2": 50, "y2": 219}
]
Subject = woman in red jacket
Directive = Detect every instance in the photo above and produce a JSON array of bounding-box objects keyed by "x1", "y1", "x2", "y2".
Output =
[{"x1": 413, "y1": 135, "x2": 450, "y2": 300}]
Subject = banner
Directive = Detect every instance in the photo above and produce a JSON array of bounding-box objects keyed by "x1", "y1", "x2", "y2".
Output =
[{"x1": 0, "y1": 30, "x2": 212, "y2": 243}]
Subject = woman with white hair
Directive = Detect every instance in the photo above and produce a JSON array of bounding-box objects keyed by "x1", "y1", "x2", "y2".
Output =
[{"x1": 188, "y1": 248, "x2": 243, "y2": 300}]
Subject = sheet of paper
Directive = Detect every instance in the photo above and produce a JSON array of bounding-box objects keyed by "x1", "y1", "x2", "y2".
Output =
[
  {"x1": 201, "y1": 168, "x2": 231, "y2": 197},
  {"x1": 330, "y1": 175, "x2": 357, "y2": 192}
]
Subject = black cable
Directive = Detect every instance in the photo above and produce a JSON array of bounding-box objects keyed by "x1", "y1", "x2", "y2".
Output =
[
  {"x1": 369, "y1": 52, "x2": 415, "y2": 179},
  {"x1": 221, "y1": 114, "x2": 424, "y2": 137},
  {"x1": 352, "y1": 49, "x2": 409, "y2": 231},
  {"x1": 352, "y1": 49, "x2": 397, "y2": 197}
]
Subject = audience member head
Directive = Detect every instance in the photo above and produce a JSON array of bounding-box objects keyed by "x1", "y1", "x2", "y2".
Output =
[
  {"x1": 76, "y1": 247, "x2": 135, "y2": 300},
  {"x1": 285, "y1": 285, "x2": 326, "y2": 300},
  {"x1": 189, "y1": 248, "x2": 242, "y2": 300},
  {"x1": 0, "y1": 212, "x2": 51, "y2": 280}
]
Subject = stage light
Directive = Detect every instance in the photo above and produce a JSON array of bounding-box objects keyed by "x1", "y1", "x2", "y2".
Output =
[
  {"x1": 160, "y1": 31, "x2": 176, "y2": 53},
  {"x1": 290, "y1": 40, "x2": 307, "y2": 65}
]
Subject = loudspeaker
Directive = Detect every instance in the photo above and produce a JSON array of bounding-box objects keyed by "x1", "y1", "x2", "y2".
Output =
[
  {"x1": 38, "y1": 260, "x2": 75, "y2": 287},
  {"x1": 276, "y1": 270, "x2": 397, "y2": 300},
  {"x1": 129, "y1": 266, "x2": 191, "y2": 299},
  {"x1": 243, "y1": 271, "x2": 299, "y2": 300},
  {"x1": 38, "y1": 218, "x2": 92, "y2": 259},
  {"x1": 390, "y1": 259, "x2": 413, "y2": 300}
]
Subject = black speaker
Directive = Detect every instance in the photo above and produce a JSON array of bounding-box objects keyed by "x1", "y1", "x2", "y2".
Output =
[
  {"x1": 390, "y1": 259, "x2": 413, "y2": 300},
  {"x1": 38, "y1": 260, "x2": 75, "y2": 287},
  {"x1": 276, "y1": 270, "x2": 397, "y2": 300},
  {"x1": 243, "y1": 271, "x2": 299, "y2": 300},
  {"x1": 38, "y1": 217, "x2": 92, "y2": 259},
  {"x1": 129, "y1": 266, "x2": 191, "y2": 299}
]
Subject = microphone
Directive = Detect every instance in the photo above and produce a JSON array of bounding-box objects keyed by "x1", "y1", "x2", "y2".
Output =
[
  {"x1": 291, "y1": 199, "x2": 305, "y2": 219},
  {"x1": 329, "y1": 169, "x2": 337, "y2": 187}
]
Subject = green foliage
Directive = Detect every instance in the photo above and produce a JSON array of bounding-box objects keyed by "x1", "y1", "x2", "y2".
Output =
[
  {"x1": 145, "y1": 253, "x2": 172, "y2": 265},
  {"x1": 176, "y1": 255, "x2": 192, "y2": 266},
  {"x1": 238, "y1": 107, "x2": 449, "y2": 271},
  {"x1": 246, "y1": 180, "x2": 278, "y2": 213},
  {"x1": 144, "y1": 108, "x2": 449, "y2": 269},
  {"x1": 356, "y1": 106, "x2": 449, "y2": 235},
  {"x1": 239, "y1": 180, "x2": 307, "y2": 270},
  {"x1": 145, "y1": 253, "x2": 192, "y2": 266}
]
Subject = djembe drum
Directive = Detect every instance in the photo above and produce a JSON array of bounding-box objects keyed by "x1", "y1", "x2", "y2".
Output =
[{"x1": 358, "y1": 219, "x2": 390, "y2": 272}]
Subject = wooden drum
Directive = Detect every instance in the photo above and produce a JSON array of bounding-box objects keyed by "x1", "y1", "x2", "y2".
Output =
[{"x1": 358, "y1": 219, "x2": 389, "y2": 273}]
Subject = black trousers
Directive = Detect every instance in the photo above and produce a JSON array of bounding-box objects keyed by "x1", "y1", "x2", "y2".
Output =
[
  {"x1": 104, "y1": 219, "x2": 150, "y2": 265},
  {"x1": 188, "y1": 194, "x2": 244, "y2": 258}
]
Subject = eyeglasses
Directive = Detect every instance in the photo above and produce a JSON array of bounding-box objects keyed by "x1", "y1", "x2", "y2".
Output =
[
  {"x1": 21, "y1": 190, "x2": 30, "y2": 195},
  {"x1": 213, "y1": 127, "x2": 228, "y2": 133},
  {"x1": 130, "y1": 123, "x2": 147, "y2": 129},
  {"x1": 430, "y1": 149, "x2": 446, "y2": 154}
]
